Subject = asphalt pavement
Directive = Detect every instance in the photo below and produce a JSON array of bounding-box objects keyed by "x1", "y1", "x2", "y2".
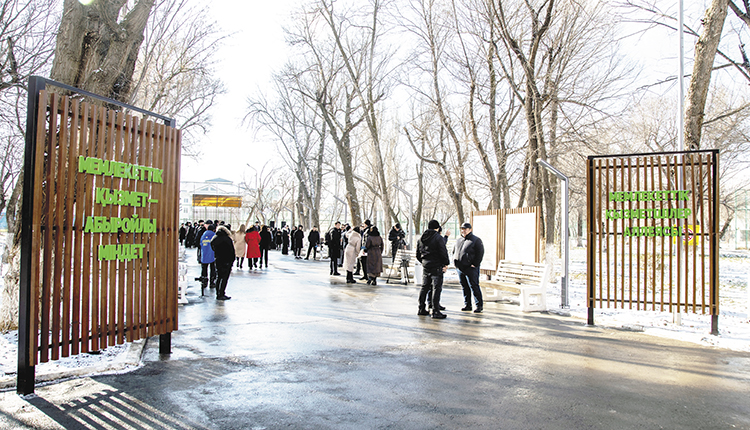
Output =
[{"x1": 1, "y1": 249, "x2": 749, "y2": 429}]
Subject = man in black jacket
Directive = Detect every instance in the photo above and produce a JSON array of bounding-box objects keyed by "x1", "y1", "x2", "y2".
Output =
[
  {"x1": 211, "y1": 225, "x2": 235, "y2": 300},
  {"x1": 453, "y1": 222, "x2": 485, "y2": 313},
  {"x1": 305, "y1": 226, "x2": 321, "y2": 260},
  {"x1": 326, "y1": 222, "x2": 343, "y2": 275},
  {"x1": 416, "y1": 219, "x2": 450, "y2": 319}
]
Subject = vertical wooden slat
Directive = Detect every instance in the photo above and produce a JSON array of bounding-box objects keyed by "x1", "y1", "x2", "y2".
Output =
[
  {"x1": 709, "y1": 151, "x2": 719, "y2": 316},
  {"x1": 605, "y1": 159, "x2": 611, "y2": 307},
  {"x1": 90, "y1": 106, "x2": 105, "y2": 352},
  {"x1": 154, "y1": 123, "x2": 166, "y2": 333},
  {"x1": 147, "y1": 121, "x2": 158, "y2": 337},
  {"x1": 649, "y1": 156, "x2": 656, "y2": 311},
  {"x1": 138, "y1": 118, "x2": 151, "y2": 338},
  {"x1": 634, "y1": 157, "x2": 641, "y2": 310},
  {"x1": 50, "y1": 97, "x2": 68, "y2": 360},
  {"x1": 690, "y1": 154, "x2": 697, "y2": 313},
  {"x1": 586, "y1": 157, "x2": 594, "y2": 316},
  {"x1": 680, "y1": 155, "x2": 691, "y2": 312},
  {"x1": 122, "y1": 115, "x2": 136, "y2": 342},
  {"x1": 61, "y1": 98, "x2": 79, "y2": 358},
  {"x1": 699, "y1": 154, "x2": 707, "y2": 313},
  {"x1": 73, "y1": 101, "x2": 90, "y2": 355},
  {"x1": 594, "y1": 160, "x2": 604, "y2": 307},
  {"x1": 30, "y1": 90, "x2": 49, "y2": 365},
  {"x1": 42, "y1": 94, "x2": 59, "y2": 362},
  {"x1": 658, "y1": 156, "x2": 666, "y2": 312},
  {"x1": 172, "y1": 128, "x2": 182, "y2": 330}
]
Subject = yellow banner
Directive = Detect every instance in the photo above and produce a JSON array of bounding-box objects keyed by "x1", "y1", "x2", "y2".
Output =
[{"x1": 192, "y1": 194, "x2": 242, "y2": 208}]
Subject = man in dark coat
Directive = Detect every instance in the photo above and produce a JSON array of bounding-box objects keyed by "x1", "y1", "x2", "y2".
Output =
[
  {"x1": 388, "y1": 223, "x2": 406, "y2": 263},
  {"x1": 293, "y1": 226, "x2": 305, "y2": 259},
  {"x1": 326, "y1": 222, "x2": 343, "y2": 275},
  {"x1": 185, "y1": 222, "x2": 197, "y2": 248},
  {"x1": 211, "y1": 225, "x2": 235, "y2": 300},
  {"x1": 282, "y1": 226, "x2": 290, "y2": 254},
  {"x1": 193, "y1": 220, "x2": 206, "y2": 249},
  {"x1": 305, "y1": 226, "x2": 321, "y2": 260},
  {"x1": 453, "y1": 222, "x2": 485, "y2": 313},
  {"x1": 416, "y1": 219, "x2": 450, "y2": 319},
  {"x1": 179, "y1": 222, "x2": 189, "y2": 246}
]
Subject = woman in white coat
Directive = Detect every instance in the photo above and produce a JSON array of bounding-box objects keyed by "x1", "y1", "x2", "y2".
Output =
[
  {"x1": 343, "y1": 226, "x2": 362, "y2": 283},
  {"x1": 234, "y1": 223, "x2": 247, "y2": 269}
]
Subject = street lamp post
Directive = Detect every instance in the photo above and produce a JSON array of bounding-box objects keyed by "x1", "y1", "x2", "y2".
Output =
[
  {"x1": 392, "y1": 185, "x2": 413, "y2": 249},
  {"x1": 537, "y1": 158, "x2": 569, "y2": 309}
]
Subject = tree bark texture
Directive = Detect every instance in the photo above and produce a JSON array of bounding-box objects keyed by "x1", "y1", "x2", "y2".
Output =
[
  {"x1": 50, "y1": 0, "x2": 156, "y2": 102},
  {"x1": 685, "y1": 0, "x2": 729, "y2": 150}
]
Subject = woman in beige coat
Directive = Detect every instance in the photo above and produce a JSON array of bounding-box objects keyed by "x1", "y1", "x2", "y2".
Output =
[
  {"x1": 234, "y1": 224, "x2": 247, "y2": 269},
  {"x1": 343, "y1": 226, "x2": 362, "y2": 283}
]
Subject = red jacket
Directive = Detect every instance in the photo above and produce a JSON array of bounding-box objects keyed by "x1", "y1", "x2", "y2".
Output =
[{"x1": 245, "y1": 230, "x2": 261, "y2": 258}]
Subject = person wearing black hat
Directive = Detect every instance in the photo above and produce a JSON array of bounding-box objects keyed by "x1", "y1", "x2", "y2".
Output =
[
  {"x1": 453, "y1": 222, "x2": 485, "y2": 312},
  {"x1": 416, "y1": 219, "x2": 450, "y2": 319}
]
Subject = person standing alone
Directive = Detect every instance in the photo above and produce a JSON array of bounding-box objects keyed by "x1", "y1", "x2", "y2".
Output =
[
  {"x1": 416, "y1": 220, "x2": 450, "y2": 319},
  {"x1": 453, "y1": 222, "x2": 485, "y2": 313}
]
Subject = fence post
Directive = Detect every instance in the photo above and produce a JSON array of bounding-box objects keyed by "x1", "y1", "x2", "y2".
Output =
[{"x1": 17, "y1": 76, "x2": 46, "y2": 395}]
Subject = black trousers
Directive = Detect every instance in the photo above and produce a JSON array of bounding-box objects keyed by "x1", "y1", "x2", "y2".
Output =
[
  {"x1": 260, "y1": 248, "x2": 269, "y2": 266},
  {"x1": 306, "y1": 244, "x2": 317, "y2": 259},
  {"x1": 419, "y1": 269, "x2": 444, "y2": 312},
  {"x1": 200, "y1": 262, "x2": 216, "y2": 284}
]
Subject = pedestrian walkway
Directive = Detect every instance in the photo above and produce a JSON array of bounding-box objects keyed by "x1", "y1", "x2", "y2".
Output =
[{"x1": 1, "y1": 249, "x2": 749, "y2": 429}]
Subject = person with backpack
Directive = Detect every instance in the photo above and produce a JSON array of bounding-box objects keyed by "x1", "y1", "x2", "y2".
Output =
[{"x1": 416, "y1": 220, "x2": 450, "y2": 319}]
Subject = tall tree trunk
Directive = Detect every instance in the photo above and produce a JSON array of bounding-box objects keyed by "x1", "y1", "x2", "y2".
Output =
[
  {"x1": 685, "y1": 0, "x2": 729, "y2": 150},
  {"x1": 51, "y1": 0, "x2": 156, "y2": 102}
]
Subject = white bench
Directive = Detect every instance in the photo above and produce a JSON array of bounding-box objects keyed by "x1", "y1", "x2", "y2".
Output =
[{"x1": 481, "y1": 260, "x2": 550, "y2": 312}]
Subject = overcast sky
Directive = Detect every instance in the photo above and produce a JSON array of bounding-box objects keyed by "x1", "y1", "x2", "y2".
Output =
[{"x1": 179, "y1": 0, "x2": 295, "y2": 184}]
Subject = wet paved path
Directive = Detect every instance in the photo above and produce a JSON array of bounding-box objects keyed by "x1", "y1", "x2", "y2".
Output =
[{"x1": 2, "y1": 250, "x2": 750, "y2": 429}]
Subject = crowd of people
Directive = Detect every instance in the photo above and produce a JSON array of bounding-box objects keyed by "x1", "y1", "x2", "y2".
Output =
[{"x1": 179, "y1": 217, "x2": 486, "y2": 321}]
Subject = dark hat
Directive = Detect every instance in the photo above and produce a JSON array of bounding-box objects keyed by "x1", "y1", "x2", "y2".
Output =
[
  {"x1": 395, "y1": 223, "x2": 401, "y2": 229},
  {"x1": 428, "y1": 220, "x2": 440, "y2": 230},
  {"x1": 460, "y1": 222, "x2": 472, "y2": 229}
]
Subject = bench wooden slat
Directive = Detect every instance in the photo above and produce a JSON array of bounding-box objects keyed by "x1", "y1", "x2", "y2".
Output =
[{"x1": 481, "y1": 259, "x2": 550, "y2": 312}]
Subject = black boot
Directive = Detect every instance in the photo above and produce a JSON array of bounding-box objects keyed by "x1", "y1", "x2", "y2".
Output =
[
  {"x1": 370, "y1": 277, "x2": 377, "y2": 285},
  {"x1": 346, "y1": 271, "x2": 356, "y2": 283},
  {"x1": 417, "y1": 306, "x2": 430, "y2": 316}
]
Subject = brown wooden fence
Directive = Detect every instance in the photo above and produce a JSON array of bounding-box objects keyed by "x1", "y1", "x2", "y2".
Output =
[
  {"x1": 586, "y1": 151, "x2": 719, "y2": 330},
  {"x1": 23, "y1": 89, "x2": 181, "y2": 367}
]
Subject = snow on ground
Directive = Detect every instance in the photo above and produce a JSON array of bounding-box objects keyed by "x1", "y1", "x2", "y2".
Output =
[
  {"x1": 542, "y1": 247, "x2": 750, "y2": 353},
  {"x1": 0, "y1": 245, "x2": 748, "y2": 384}
]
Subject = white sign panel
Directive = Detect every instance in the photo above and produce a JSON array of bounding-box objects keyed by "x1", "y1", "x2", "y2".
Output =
[
  {"x1": 505, "y1": 213, "x2": 537, "y2": 263},
  {"x1": 471, "y1": 214, "x2": 497, "y2": 271}
]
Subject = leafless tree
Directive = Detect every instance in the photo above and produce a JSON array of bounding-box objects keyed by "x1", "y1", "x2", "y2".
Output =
[
  {"x1": 0, "y1": 0, "x2": 58, "y2": 331},
  {"x1": 129, "y1": 0, "x2": 226, "y2": 157}
]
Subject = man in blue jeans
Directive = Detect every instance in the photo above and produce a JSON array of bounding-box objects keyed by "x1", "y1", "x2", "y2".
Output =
[
  {"x1": 416, "y1": 220, "x2": 450, "y2": 319},
  {"x1": 453, "y1": 222, "x2": 485, "y2": 313}
]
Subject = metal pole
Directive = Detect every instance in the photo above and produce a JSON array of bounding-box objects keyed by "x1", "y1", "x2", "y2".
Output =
[
  {"x1": 393, "y1": 185, "x2": 413, "y2": 249},
  {"x1": 678, "y1": 0, "x2": 685, "y2": 152},
  {"x1": 537, "y1": 159, "x2": 569, "y2": 308}
]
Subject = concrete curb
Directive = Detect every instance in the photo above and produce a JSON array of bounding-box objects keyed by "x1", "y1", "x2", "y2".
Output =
[{"x1": 0, "y1": 337, "x2": 148, "y2": 391}]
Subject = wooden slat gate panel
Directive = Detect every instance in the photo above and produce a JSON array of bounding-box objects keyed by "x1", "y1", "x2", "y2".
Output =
[
  {"x1": 26, "y1": 90, "x2": 181, "y2": 365},
  {"x1": 586, "y1": 151, "x2": 719, "y2": 327}
]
